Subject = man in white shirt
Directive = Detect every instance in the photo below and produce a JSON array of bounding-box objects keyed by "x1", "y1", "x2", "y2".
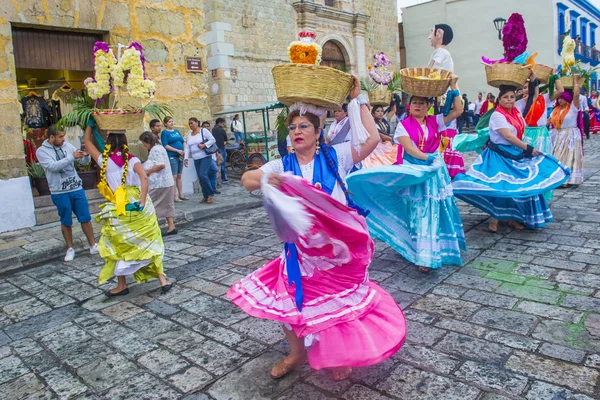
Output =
[{"x1": 428, "y1": 24, "x2": 454, "y2": 72}]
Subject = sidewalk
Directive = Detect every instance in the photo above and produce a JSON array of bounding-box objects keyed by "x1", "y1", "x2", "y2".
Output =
[{"x1": 0, "y1": 180, "x2": 262, "y2": 275}]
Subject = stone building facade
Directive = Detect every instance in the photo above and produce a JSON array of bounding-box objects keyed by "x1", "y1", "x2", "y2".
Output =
[{"x1": 0, "y1": 0, "x2": 398, "y2": 232}]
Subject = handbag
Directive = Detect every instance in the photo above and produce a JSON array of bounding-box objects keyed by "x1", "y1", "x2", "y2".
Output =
[{"x1": 201, "y1": 129, "x2": 219, "y2": 155}]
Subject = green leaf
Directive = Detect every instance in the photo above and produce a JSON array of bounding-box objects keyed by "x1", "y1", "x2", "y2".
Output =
[
  {"x1": 387, "y1": 72, "x2": 402, "y2": 92},
  {"x1": 275, "y1": 107, "x2": 289, "y2": 142},
  {"x1": 360, "y1": 77, "x2": 377, "y2": 92},
  {"x1": 27, "y1": 162, "x2": 45, "y2": 178}
]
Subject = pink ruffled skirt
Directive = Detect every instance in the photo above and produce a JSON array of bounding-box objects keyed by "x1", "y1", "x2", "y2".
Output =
[
  {"x1": 227, "y1": 176, "x2": 406, "y2": 370},
  {"x1": 441, "y1": 129, "x2": 466, "y2": 179}
]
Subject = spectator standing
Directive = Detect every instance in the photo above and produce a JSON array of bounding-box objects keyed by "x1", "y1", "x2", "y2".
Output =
[
  {"x1": 212, "y1": 117, "x2": 230, "y2": 184},
  {"x1": 36, "y1": 124, "x2": 98, "y2": 261},
  {"x1": 157, "y1": 117, "x2": 188, "y2": 202},
  {"x1": 185, "y1": 119, "x2": 218, "y2": 203},
  {"x1": 580, "y1": 87, "x2": 591, "y2": 139},
  {"x1": 474, "y1": 93, "x2": 484, "y2": 125},
  {"x1": 202, "y1": 121, "x2": 221, "y2": 194},
  {"x1": 140, "y1": 131, "x2": 177, "y2": 236},
  {"x1": 468, "y1": 102, "x2": 476, "y2": 126},
  {"x1": 231, "y1": 114, "x2": 244, "y2": 144},
  {"x1": 458, "y1": 93, "x2": 469, "y2": 133}
]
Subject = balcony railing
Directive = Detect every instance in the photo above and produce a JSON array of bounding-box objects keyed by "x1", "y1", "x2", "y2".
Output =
[{"x1": 558, "y1": 34, "x2": 600, "y2": 66}]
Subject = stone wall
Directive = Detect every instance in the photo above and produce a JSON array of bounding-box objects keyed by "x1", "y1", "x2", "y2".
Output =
[
  {"x1": 0, "y1": 0, "x2": 211, "y2": 176},
  {"x1": 204, "y1": 0, "x2": 296, "y2": 132},
  {"x1": 359, "y1": 0, "x2": 401, "y2": 69}
]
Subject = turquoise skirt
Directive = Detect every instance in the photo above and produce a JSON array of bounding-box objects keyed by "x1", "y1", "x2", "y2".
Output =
[
  {"x1": 347, "y1": 155, "x2": 465, "y2": 269},
  {"x1": 452, "y1": 144, "x2": 570, "y2": 229},
  {"x1": 523, "y1": 126, "x2": 554, "y2": 201}
]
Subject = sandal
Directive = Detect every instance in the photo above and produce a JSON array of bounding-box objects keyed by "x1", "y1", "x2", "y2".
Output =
[
  {"x1": 179, "y1": 196, "x2": 189, "y2": 201},
  {"x1": 418, "y1": 266, "x2": 430, "y2": 274},
  {"x1": 207, "y1": 196, "x2": 214, "y2": 204},
  {"x1": 508, "y1": 221, "x2": 525, "y2": 231},
  {"x1": 200, "y1": 198, "x2": 208, "y2": 203},
  {"x1": 270, "y1": 356, "x2": 306, "y2": 379}
]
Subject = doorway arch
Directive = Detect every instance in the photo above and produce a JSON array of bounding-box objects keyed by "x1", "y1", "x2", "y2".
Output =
[{"x1": 321, "y1": 40, "x2": 347, "y2": 71}]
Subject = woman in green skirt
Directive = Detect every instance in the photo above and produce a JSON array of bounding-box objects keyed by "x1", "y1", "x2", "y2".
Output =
[{"x1": 83, "y1": 127, "x2": 172, "y2": 296}]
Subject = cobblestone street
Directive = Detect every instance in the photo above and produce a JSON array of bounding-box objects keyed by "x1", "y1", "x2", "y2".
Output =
[{"x1": 1, "y1": 138, "x2": 600, "y2": 399}]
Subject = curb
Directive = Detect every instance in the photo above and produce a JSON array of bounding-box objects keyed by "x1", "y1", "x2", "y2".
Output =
[{"x1": 0, "y1": 198, "x2": 263, "y2": 277}]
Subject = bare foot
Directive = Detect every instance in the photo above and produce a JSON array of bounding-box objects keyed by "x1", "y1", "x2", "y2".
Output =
[
  {"x1": 158, "y1": 274, "x2": 172, "y2": 287},
  {"x1": 418, "y1": 266, "x2": 430, "y2": 273},
  {"x1": 271, "y1": 354, "x2": 306, "y2": 379},
  {"x1": 508, "y1": 220, "x2": 525, "y2": 231},
  {"x1": 488, "y1": 219, "x2": 499, "y2": 233},
  {"x1": 331, "y1": 366, "x2": 352, "y2": 381}
]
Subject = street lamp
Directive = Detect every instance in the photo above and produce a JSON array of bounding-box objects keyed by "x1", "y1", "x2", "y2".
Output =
[{"x1": 494, "y1": 17, "x2": 507, "y2": 40}]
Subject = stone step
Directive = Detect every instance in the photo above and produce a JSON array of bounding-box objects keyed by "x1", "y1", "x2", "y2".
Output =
[
  {"x1": 33, "y1": 189, "x2": 102, "y2": 208},
  {"x1": 34, "y1": 196, "x2": 105, "y2": 226}
]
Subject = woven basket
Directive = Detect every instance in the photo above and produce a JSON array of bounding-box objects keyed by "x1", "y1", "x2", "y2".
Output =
[
  {"x1": 559, "y1": 75, "x2": 574, "y2": 89},
  {"x1": 368, "y1": 88, "x2": 392, "y2": 106},
  {"x1": 272, "y1": 64, "x2": 353, "y2": 109},
  {"x1": 485, "y1": 62, "x2": 531, "y2": 88},
  {"x1": 92, "y1": 109, "x2": 145, "y2": 131},
  {"x1": 399, "y1": 68, "x2": 452, "y2": 97},
  {"x1": 533, "y1": 64, "x2": 553, "y2": 84}
]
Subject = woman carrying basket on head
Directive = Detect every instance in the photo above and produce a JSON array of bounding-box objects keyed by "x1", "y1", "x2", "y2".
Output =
[
  {"x1": 347, "y1": 72, "x2": 466, "y2": 274},
  {"x1": 83, "y1": 128, "x2": 173, "y2": 296},
  {"x1": 549, "y1": 75, "x2": 585, "y2": 186},
  {"x1": 515, "y1": 68, "x2": 564, "y2": 201},
  {"x1": 227, "y1": 32, "x2": 406, "y2": 382},
  {"x1": 453, "y1": 73, "x2": 570, "y2": 233}
]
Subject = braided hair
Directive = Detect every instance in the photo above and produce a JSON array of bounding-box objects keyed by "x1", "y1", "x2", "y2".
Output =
[{"x1": 106, "y1": 133, "x2": 130, "y2": 185}]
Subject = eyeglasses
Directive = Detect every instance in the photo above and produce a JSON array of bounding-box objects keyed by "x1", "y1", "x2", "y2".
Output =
[{"x1": 288, "y1": 123, "x2": 314, "y2": 132}]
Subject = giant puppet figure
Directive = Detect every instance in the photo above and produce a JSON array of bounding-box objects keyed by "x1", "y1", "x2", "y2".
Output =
[{"x1": 427, "y1": 23, "x2": 465, "y2": 178}]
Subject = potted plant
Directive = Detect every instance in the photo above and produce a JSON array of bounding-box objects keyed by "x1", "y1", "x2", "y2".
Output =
[
  {"x1": 27, "y1": 162, "x2": 50, "y2": 196},
  {"x1": 76, "y1": 159, "x2": 97, "y2": 190},
  {"x1": 361, "y1": 53, "x2": 401, "y2": 106},
  {"x1": 57, "y1": 41, "x2": 172, "y2": 142}
]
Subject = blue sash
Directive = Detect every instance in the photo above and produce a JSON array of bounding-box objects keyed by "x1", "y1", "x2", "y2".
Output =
[{"x1": 281, "y1": 146, "x2": 336, "y2": 312}]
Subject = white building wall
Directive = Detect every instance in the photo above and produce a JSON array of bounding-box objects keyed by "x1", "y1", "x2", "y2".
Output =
[
  {"x1": 0, "y1": 177, "x2": 36, "y2": 233},
  {"x1": 403, "y1": 0, "x2": 556, "y2": 99}
]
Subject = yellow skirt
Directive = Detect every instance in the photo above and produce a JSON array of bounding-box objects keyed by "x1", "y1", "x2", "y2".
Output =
[{"x1": 96, "y1": 186, "x2": 165, "y2": 284}]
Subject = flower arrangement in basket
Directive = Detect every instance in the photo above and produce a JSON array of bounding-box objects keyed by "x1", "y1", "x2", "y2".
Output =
[
  {"x1": 557, "y1": 35, "x2": 598, "y2": 89},
  {"x1": 482, "y1": 13, "x2": 533, "y2": 88},
  {"x1": 360, "y1": 52, "x2": 400, "y2": 106},
  {"x1": 272, "y1": 31, "x2": 353, "y2": 109},
  {"x1": 58, "y1": 41, "x2": 172, "y2": 134}
]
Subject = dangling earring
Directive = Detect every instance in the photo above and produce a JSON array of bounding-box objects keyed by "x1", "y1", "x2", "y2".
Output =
[
  {"x1": 315, "y1": 139, "x2": 320, "y2": 155},
  {"x1": 291, "y1": 148, "x2": 296, "y2": 153}
]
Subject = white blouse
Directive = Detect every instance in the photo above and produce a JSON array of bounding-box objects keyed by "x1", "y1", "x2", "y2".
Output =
[
  {"x1": 393, "y1": 114, "x2": 445, "y2": 146},
  {"x1": 185, "y1": 128, "x2": 216, "y2": 160},
  {"x1": 98, "y1": 154, "x2": 141, "y2": 192},
  {"x1": 488, "y1": 112, "x2": 520, "y2": 145},
  {"x1": 143, "y1": 145, "x2": 175, "y2": 189},
  {"x1": 260, "y1": 142, "x2": 354, "y2": 204},
  {"x1": 552, "y1": 103, "x2": 580, "y2": 129}
]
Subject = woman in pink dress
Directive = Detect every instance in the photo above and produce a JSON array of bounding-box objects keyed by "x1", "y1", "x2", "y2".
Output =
[{"x1": 227, "y1": 76, "x2": 406, "y2": 381}]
